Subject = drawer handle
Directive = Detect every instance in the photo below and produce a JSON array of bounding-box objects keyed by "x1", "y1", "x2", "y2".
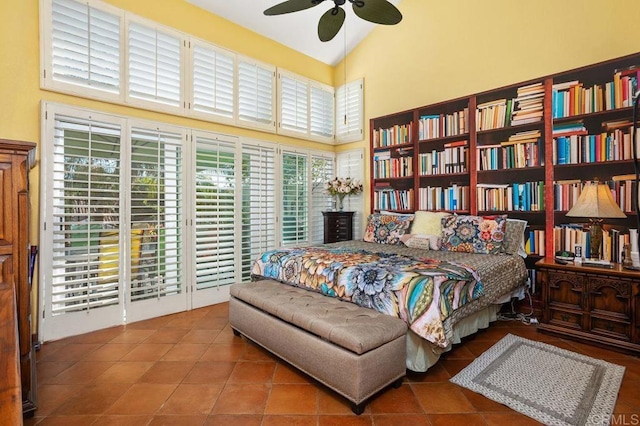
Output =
[{"x1": 561, "y1": 314, "x2": 570, "y2": 322}]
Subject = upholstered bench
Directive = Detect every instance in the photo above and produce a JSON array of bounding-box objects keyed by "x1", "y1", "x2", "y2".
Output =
[{"x1": 229, "y1": 280, "x2": 408, "y2": 414}]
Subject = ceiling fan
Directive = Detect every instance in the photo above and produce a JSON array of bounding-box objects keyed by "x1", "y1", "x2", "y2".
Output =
[{"x1": 264, "y1": 0, "x2": 402, "y2": 42}]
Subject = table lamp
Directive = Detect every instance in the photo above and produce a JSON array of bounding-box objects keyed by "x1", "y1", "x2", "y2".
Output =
[{"x1": 565, "y1": 179, "x2": 626, "y2": 260}]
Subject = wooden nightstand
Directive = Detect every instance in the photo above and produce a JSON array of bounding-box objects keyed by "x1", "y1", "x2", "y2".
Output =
[
  {"x1": 536, "y1": 257, "x2": 640, "y2": 354},
  {"x1": 322, "y1": 211, "x2": 354, "y2": 243}
]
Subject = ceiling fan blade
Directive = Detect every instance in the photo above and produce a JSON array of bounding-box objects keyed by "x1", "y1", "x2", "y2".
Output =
[
  {"x1": 352, "y1": 0, "x2": 402, "y2": 25},
  {"x1": 318, "y1": 7, "x2": 345, "y2": 42},
  {"x1": 264, "y1": 0, "x2": 322, "y2": 16}
]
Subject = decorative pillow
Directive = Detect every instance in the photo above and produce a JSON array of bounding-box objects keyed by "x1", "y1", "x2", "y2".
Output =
[
  {"x1": 401, "y1": 234, "x2": 442, "y2": 250},
  {"x1": 410, "y1": 211, "x2": 450, "y2": 236},
  {"x1": 363, "y1": 213, "x2": 414, "y2": 245},
  {"x1": 440, "y1": 214, "x2": 507, "y2": 254},
  {"x1": 503, "y1": 218, "x2": 528, "y2": 257}
]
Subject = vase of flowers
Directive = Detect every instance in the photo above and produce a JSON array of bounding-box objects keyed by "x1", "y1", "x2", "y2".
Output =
[{"x1": 324, "y1": 177, "x2": 363, "y2": 211}]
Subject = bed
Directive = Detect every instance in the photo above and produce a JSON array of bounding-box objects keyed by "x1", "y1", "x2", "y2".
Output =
[{"x1": 250, "y1": 212, "x2": 529, "y2": 372}]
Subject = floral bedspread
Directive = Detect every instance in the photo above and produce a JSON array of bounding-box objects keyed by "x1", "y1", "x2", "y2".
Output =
[{"x1": 251, "y1": 246, "x2": 484, "y2": 348}]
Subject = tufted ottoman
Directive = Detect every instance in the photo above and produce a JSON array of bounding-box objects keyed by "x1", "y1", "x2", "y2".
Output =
[{"x1": 229, "y1": 280, "x2": 408, "y2": 414}]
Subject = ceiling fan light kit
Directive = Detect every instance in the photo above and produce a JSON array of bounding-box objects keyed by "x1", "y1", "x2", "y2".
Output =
[{"x1": 264, "y1": 0, "x2": 402, "y2": 42}]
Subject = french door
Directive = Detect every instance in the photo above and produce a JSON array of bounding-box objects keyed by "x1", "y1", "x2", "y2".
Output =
[{"x1": 41, "y1": 107, "x2": 187, "y2": 340}]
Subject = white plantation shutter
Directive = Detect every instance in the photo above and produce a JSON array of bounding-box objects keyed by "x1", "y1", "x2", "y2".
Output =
[
  {"x1": 50, "y1": 0, "x2": 121, "y2": 94},
  {"x1": 194, "y1": 135, "x2": 237, "y2": 289},
  {"x1": 238, "y1": 58, "x2": 275, "y2": 128},
  {"x1": 128, "y1": 21, "x2": 182, "y2": 107},
  {"x1": 130, "y1": 127, "x2": 183, "y2": 301},
  {"x1": 49, "y1": 115, "x2": 123, "y2": 315},
  {"x1": 192, "y1": 42, "x2": 235, "y2": 119},
  {"x1": 279, "y1": 72, "x2": 308, "y2": 134},
  {"x1": 281, "y1": 151, "x2": 309, "y2": 246},
  {"x1": 337, "y1": 149, "x2": 365, "y2": 239},
  {"x1": 310, "y1": 84, "x2": 334, "y2": 139},
  {"x1": 241, "y1": 142, "x2": 277, "y2": 281},
  {"x1": 336, "y1": 79, "x2": 364, "y2": 143},
  {"x1": 311, "y1": 154, "x2": 335, "y2": 243}
]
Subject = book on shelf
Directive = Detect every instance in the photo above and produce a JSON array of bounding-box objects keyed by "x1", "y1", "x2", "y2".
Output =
[{"x1": 525, "y1": 229, "x2": 546, "y2": 256}]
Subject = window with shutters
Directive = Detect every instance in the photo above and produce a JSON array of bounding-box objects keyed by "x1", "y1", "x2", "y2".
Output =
[
  {"x1": 278, "y1": 70, "x2": 334, "y2": 142},
  {"x1": 310, "y1": 153, "x2": 335, "y2": 243},
  {"x1": 310, "y1": 83, "x2": 334, "y2": 139},
  {"x1": 49, "y1": 114, "x2": 123, "y2": 316},
  {"x1": 191, "y1": 41, "x2": 235, "y2": 121},
  {"x1": 281, "y1": 151, "x2": 309, "y2": 246},
  {"x1": 193, "y1": 135, "x2": 237, "y2": 290},
  {"x1": 240, "y1": 142, "x2": 277, "y2": 281},
  {"x1": 336, "y1": 79, "x2": 364, "y2": 143},
  {"x1": 337, "y1": 149, "x2": 365, "y2": 239},
  {"x1": 127, "y1": 19, "x2": 182, "y2": 109},
  {"x1": 129, "y1": 127, "x2": 184, "y2": 301},
  {"x1": 279, "y1": 72, "x2": 308, "y2": 135},
  {"x1": 238, "y1": 57, "x2": 276, "y2": 130},
  {"x1": 45, "y1": 0, "x2": 122, "y2": 98}
]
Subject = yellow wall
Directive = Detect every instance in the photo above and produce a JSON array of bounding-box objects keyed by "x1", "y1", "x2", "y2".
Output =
[{"x1": 335, "y1": 0, "x2": 640, "y2": 211}]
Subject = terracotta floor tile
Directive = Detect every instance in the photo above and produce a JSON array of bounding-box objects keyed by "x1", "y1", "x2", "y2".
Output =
[
  {"x1": 180, "y1": 329, "x2": 221, "y2": 344},
  {"x1": 160, "y1": 343, "x2": 209, "y2": 361},
  {"x1": 459, "y1": 388, "x2": 511, "y2": 412},
  {"x1": 368, "y1": 384, "x2": 423, "y2": 414},
  {"x1": 139, "y1": 361, "x2": 196, "y2": 384},
  {"x1": 183, "y1": 361, "x2": 236, "y2": 384},
  {"x1": 411, "y1": 383, "x2": 475, "y2": 413},
  {"x1": 47, "y1": 361, "x2": 115, "y2": 385},
  {"x1": 35, "y1": 384, "x2": 85, "y2": 416},
  {"x1": 105, "y1": 383, "x2": 177, "y2": 415},
  {"x1": 144, "y1": 328, "x2": 190, "y2": 344},
  {"x1": 36, "y1": 361, "x2": 75, "y2": 384},
  {"x1": 262, "y1": 415, "x2": 317, "y2": 426},
  {"x1": 427, "y1": 413, "x2": 487, "y2": 426},
  {"x1": 147, "y1": 414, "x2": 208, "y2": 425},
  {"x1": 406, "y1": 363, "x2": 450, "y2": 383},
  {"x1": 272, "y1": 363, "x2": 313, "y2": 384},
  {"x1": 158, "y1": 383, "x2": 224, "y2": 415},
  {"x1": 91, "y1": 415, "x2": 154, "y2": 426},
  {"x1": 200, "y1": 343, "x2": 245, "y2": 362},
  {"x1": 53, "y1": 383, "x2": 131, "y2": 415},
  {"x1": 264, "y1": 384, "x2": 318, "y2": 415},
  {"x1": 31, "y1": 303, "x2": 640, "y2": 425},
  {"x1": 204, "y1": 414, "x2": 263, "y2": 426},
  {"x1": 317, "y1": 415, "x2": 373, "y2": 425},
  {"x1": 482, "y1": 412, "x2": 544, "y2": 425},
  {"x1": 240, "y1": 342, "x2": 277, "y2": 362},
  {"x1": 211, "y1": 383, "x2": 270, "y2": 415},
  {"x1": 317, "y1": 387, "x2": 357, "y2": 415},
  {"x1": 373, "y1": 414, "x2": 431, "y2": 426},
  {"x1": 63, "y1": 326, "x2": 125, "y2": 344},
  {"x1": 82, "y1": 343, "x2": 138, "y2": 362},
  {"x1": 40, "y1": 343, "x2": 102, "y2": 362},
  {"x1": 109, "y1": 329, "x2": 157, "y2": 343},
  {"x1": 26, "y1": 415, "x2": 100, "y2": 425},
  {"x1": 228, "y1": 361, "x2": 276, "y2": 384},
  {"x1": 120, "y1": 343, "x2": 174, "y2": 362},
  {"x1": 94, "y1": 361, "x2": 155, "y2": 383}
]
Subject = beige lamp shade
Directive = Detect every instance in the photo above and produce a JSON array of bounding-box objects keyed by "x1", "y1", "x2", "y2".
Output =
[{"x1": 566, "y1": 181, "x2": 626, "y2": 219}]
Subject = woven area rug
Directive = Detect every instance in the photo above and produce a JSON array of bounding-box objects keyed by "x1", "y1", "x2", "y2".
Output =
[{"x1": 450, "y1": 334, "x2": 625, "y2": 426}]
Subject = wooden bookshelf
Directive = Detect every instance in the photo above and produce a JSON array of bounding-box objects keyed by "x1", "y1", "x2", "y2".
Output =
[{"x1": 369, "y1": 51, "x2": 640, "y2": 261}]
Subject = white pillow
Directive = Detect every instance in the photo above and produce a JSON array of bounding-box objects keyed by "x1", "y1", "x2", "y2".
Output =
[
  {"x1": 401, "y1": 234, "x2": 441, "y2": 250},
  {"x1": 410, "y1": 211, "x2": 450, "y2": 236}
]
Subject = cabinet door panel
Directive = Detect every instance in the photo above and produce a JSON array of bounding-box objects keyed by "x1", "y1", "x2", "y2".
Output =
[
  {"x1": 590, "y1": 315, "x2": 631, "y2": 341},
  {"x1": 587, "y1": 278, "x2": 631, "y2": 321},
  {"x1": 0, "y1": 161, "x2": 12, "y2": 247},
  {"x1": 549, "y1": 308, "x2": 584, "y2": 330},
  {"x1": 548, "y1": 271, "x2": 584, "y2": 310}
]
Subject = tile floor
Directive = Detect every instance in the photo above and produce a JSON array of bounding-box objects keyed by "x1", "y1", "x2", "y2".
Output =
[{"x1": 25, "y1": 303, "x2": 640, "y2": 425}]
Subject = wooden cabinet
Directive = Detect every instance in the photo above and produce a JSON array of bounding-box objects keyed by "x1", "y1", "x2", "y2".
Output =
[
  {"x1": 322, "y1": 211, "x2": 354, "y2": 243},
  {"x1": 0, "y1": 139, "x2": 36, "y2": 416},
  {"x1": 536, "y1": 258, "x2": 640, "y2": 354}
]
